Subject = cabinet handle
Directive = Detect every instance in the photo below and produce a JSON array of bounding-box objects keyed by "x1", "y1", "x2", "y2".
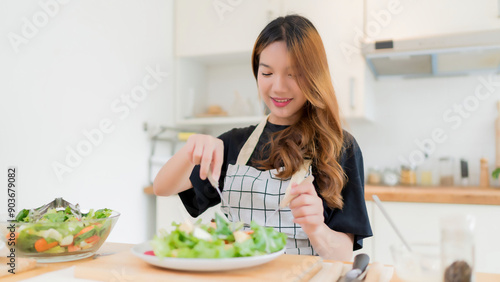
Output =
[{"x1": 349, "y1": 77, "x2": 356, "y2": 110}]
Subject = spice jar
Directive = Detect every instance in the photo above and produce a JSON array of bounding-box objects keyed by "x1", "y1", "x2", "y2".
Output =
[
  {"x1": 400, "y1": 166, "x2": 417, "y2": 185},
  {"x1": 367, "y1": 167, "x2": 382, "y2": 185},
  {"x1": 479, "y1": 158, "x2": 490, "y2": 187},
  {"x1": 418, "y1": 159, "x2": 434, "y2": 186},
  {"x1": 439, "y1": 157, "x2": 454, "y2": 186}
]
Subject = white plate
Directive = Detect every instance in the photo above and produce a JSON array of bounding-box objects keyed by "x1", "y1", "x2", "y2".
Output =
[{"x1": 131, "y1": 241, "x2": 285, "y2": 272}]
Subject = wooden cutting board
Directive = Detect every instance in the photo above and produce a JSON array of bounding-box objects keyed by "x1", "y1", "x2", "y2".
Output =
[
  {"x1": 74, "y1": 251, "x2": 323, "y2": 282},
  {"x1": 0, "y1": 257, "x2": 37, "y2": 278}
]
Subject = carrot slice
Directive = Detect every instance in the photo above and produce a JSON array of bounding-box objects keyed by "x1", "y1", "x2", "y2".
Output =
[
  {"x1": 245, "y1": 230, "x2": 254, "y2": 235},
  {"x1": 34, "y1": 238, "x2": 58, "y2": 252},
  {"x1": 68, "y1": 244, "x2": 81, "y2": 252},
  {"x1": 75, "y1": 225, "x2": 94, "y2": 237},
  {"x1": 84, "y1": 235, "x2": 100, "y2": 244}
]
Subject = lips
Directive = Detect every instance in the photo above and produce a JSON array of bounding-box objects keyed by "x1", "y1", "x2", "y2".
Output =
[{"x1": 271, "y1": 97, "x2": 293, "y2": 107}]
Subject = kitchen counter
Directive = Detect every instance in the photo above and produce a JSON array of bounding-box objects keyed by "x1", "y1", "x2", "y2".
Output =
[
  {"x1": 144, "y1": 185, "x2": 500, "y2": 205},
  {"x1": 4, "y1": 242, "x2": 500, "y2": 281}
]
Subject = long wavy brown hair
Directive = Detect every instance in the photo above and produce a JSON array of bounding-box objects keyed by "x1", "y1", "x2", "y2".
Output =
[{"x1": 252, "y1": 15, "x2": 347, "y2": 209}]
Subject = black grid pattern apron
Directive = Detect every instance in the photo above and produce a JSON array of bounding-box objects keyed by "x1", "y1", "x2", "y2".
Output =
[{"x1": 221, "y1": 116, "x2": 317, "y2": 255}]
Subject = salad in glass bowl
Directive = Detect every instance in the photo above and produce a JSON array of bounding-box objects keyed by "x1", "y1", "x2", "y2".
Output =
[{"x1": 1, "y1": 207, "x2": 119, "y2": 263}]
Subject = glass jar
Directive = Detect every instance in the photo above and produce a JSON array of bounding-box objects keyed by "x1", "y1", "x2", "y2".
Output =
[
  {"x1": 419, "y1": 160, "x2": 434, "y2": 186},
  {"x1": 400, "y1": 166, "x2": 417, "y2": 186},
  {"x1": 439, "y1": 157, "x2": 454, "y2": 186},
  {"x1": 383, "y1": 168, "x2": 399, "y2": 186},
  {"x1": 440, "y1": 214, "x2": 475, "y2": 282},
  {"x1": 367, "y1": 167, "x2": 382, "y2": 185}
]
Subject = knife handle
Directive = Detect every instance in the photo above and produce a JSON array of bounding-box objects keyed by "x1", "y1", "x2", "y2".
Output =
[{"x1": 353, "y1": 253, "x2": 370, "y2": 272}]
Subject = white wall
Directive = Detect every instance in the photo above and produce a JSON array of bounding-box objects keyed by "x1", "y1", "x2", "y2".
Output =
[{"x1": 0, "y1": 0, "x2": 174, "y2": 244}]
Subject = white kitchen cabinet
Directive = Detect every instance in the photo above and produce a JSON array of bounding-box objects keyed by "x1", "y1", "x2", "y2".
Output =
[
  {"x1": 174, "y1": 0, "x2": 374, "y2": 126},
  {"x1": 369, "y1": 201, "x2": 500, "y2": 274},
  {"x1": 365, "y1": 0, "x2": 500, "y2": 41},
  {"x1": 175, "y1": 0, "x2": 277, "y2": 57},
  {"x1": 174, "y1": 53, "x2": 266, "y2": 127},
  {"x1": 174, "y1": 0, "x2": 275, "y2": 127},
  {"x1": 281, "y1": 0, "x2": 375, "y2": 119}
]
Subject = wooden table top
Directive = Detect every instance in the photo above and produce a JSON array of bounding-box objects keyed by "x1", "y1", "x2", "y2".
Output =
[{"x1": 3, "y1": 243, "x2": 499, "y2": 281}]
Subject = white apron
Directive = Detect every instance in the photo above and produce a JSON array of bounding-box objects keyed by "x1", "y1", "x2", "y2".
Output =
[{"x1": 221, "y1": 116, "x2": 317, "y2": 255}]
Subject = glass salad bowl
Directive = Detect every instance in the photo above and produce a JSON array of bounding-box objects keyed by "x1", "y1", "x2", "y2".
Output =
[{"x1": 1, "y1": 208, "x2": 120, "y2": 263}]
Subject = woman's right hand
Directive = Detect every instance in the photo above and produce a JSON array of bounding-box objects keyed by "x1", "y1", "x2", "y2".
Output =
[{"x1": 185, "y1": 134, "x2": 224, "y2": 181}]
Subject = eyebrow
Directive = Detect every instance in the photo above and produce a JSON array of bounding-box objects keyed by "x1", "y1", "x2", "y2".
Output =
[{"x1": 259, "y1": 63, "x2": 294, "y2": 69}]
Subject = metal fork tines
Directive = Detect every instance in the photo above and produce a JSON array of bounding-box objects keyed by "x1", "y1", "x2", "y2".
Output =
[
  {"x1": 30, "y1": 198, "x2": 82, "y2": 222},
  {"x1": 207, "y1": 171, "x2": 243, "y2": 225}
]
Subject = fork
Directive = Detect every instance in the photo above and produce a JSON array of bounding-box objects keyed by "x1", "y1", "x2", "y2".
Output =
[
  {"x1": 30, "y1": 198, "x2": 82, "y2": 222},
  {"x1": 207, "y1": 170, "x2": 250, "y2": 228}
]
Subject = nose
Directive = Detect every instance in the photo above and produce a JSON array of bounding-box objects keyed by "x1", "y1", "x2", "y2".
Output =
[{"x1": 272, "y1": 75, "x2": 288, "y2": 94}]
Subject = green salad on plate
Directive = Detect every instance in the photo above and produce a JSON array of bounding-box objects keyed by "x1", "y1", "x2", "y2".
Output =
[{"x1": 151, "y1": 213, "x2": 287, "y2": 259}]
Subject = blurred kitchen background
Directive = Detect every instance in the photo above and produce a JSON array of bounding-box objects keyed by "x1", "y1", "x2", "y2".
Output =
[{"x1": 1, "y1": 0, "x2": 500, "y2": 273}]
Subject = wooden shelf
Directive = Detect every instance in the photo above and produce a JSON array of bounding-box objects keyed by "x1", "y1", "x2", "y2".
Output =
[{"x1": 365, "y1": 185, "x2": 500, "y2": 205}]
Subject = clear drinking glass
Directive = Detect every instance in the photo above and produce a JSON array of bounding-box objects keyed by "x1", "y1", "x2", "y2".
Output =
[{"x1": 440, "y1": 214, "x2": 475, "y2": 282}]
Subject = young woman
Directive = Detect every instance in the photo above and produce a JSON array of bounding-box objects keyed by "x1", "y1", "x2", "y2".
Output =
[{"x1": 154, "y1": 15, "x2": 372, "y2": 261}]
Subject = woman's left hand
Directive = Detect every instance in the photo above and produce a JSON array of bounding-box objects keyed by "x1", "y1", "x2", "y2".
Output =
[{"x1": 289, "y1": 176, "x2": 325, "y2": 235}]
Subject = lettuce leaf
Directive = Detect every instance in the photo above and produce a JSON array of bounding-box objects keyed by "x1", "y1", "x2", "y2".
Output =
[{"x1": 250, "y1": 221, "x2": 287, "y2": 253}]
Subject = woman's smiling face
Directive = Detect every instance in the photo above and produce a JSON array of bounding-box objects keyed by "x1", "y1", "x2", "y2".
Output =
[{"x1": 257, "y1": 41, "x2": 307, "y2": 125}]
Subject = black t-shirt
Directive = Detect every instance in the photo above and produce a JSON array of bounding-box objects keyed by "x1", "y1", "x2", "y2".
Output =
[{"x1": 178, "y1": 122, "x2": 373, "y2": 251}]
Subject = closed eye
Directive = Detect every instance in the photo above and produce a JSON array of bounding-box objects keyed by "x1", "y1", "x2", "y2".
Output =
[{"x1": 261, "y1": 73, "x2": 272, "y2": 76}]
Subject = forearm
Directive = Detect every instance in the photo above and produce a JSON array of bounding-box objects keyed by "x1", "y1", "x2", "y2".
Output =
[
  {"x1": 306, "y1": 223, "x2": 354, "y2": 261},
  {"x1": 153, "y1": 145, "x2": 194, "y2": 196}
]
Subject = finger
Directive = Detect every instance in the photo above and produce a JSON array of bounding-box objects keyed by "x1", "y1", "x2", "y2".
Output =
[
  {"x1": 184, "y1": 136, "x2": 196, "y2": 163},
  {"x1": 293, "y1": 215, "x2": 324, "y2": 225},
  {"x1": 290, "y1": 175, "x2": 316, "y2": 196},
  {"x1": 199, "y1": 143, "x2": 214, "y2": 180},
  {"x1": 289, "y1": 194, "x2": 318, "y2": 209},
  {"x1": 192, "y1": 139, "x2": 204, "y2": 165},
  {"x1": 211, "y1": 139, "x2": 224, "y2": 180},
  {"x1": 290, "y1": 205, "x2": 320, "y2": 219}
]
